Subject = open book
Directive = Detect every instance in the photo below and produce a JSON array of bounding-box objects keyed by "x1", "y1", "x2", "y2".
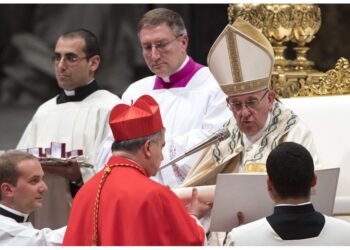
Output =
[{"x1": 210, "y1": 167, "x2": 340, "y2": 232}]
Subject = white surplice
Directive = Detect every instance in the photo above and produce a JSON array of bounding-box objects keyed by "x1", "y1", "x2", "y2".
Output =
[
  {"x1": 226, "y1": 213, "x2": 350, "y2": 246},
  {"x1": 0, "y1": 214, "x2": 66, "y2": 246},
  {"x1": 95, "y1": 66, "x2": 231, "y2": 187},
  {"x1": 17, "y1": 90, "x2": 120, "y2": 229}
]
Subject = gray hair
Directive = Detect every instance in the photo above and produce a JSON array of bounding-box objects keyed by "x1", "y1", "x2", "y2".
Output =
[
  {"x1": 111, "y1": 128, "x2": 165, "y2": 153},
  {"x1": 137, "y1": 8, "x2": 187, "y2": 37}
]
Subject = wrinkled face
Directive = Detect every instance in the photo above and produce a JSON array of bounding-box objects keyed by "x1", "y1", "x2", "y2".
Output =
[
  {"x1": 139, "y1": 22, "x2": 188, "y2": 77},
  {"x1": 148, "y1": 131, "x2": 165, "y2": 177},
  {"x1": 53, "y1": 36, "x2": 99, "y2": 90},
  {"x1": 227, "y1": 89, "x2": 275, "y2": 137},
  {"x1": 11, "y1": 159, "x2": 48, "y2": 214}
]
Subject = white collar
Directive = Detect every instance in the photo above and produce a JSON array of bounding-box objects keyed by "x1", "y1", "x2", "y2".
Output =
[
  {"x1": 161, "y1": 56, "x2": 189, "y2": 83},
  {"x1": 0, "y1": 204, "x2": 29, "y2": 222},
  {"x1": 63, "y1": 78, "x2": 95, "y2": 96},
  {"x1": 275, "y1": 201, "x2": 312, "y2": 207}
]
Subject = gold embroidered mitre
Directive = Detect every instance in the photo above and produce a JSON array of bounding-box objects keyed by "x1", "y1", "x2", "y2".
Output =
[{"x1": 207, "y1": 18, "x2": 274, "y2": 96}]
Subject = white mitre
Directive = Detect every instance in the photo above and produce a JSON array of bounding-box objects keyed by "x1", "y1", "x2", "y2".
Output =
[{"x1": 207, "y1": 17, "x2": 274, "y2": 96}]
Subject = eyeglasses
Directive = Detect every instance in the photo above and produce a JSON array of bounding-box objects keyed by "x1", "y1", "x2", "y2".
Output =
[
  {"x1": 141, "y1": 34, "x2": 183, "y2": 54},
  {"x1": 227, "y1": 90, "x2": 269, "y2": 112},
  {"x1": 51, "y1": 53, "x2": 88, "y2": 66}
]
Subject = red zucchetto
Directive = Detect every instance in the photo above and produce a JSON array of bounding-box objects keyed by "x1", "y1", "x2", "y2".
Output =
[{"x1": 109, "y1": 95, "x2": 163, "y2": 142}]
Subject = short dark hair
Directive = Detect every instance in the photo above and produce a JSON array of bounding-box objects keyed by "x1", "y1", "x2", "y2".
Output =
[
  {"x1": 60, "y1": 28, "x2": 101, "y2": 59},
  {"x1": 137, "y1": 8, "x2": 187, "y2": 37},
  {"x1": 266, "y1": 142, "x2": 314, "y2": 199},
  {"x1": 111, "y1": 129, "x2": 164, "y2": 153},
  {"x1": 0, "y1": 150, "x2": 37, "y2": 199}
]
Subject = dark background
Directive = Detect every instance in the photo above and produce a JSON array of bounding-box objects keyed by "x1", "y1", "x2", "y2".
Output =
[{"x1": 0, "y1": 4, "x2": 349, "y2": 149}]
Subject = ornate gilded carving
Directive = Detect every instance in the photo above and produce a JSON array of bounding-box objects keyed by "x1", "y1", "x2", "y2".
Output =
[
  {"x1": 271, "y1": 58, "x2": 350, "y2": 97},
  {"x1": 262, "y1": 4, "x2": 294, "y2": 45},
  {"x1": 291, "y1": 4, "x2": 321, "y2": 70},
  {"x1": 227, "y1": 4, "x2": 264, "y2": 30},
  {"x1": 227, "y1": 4, "x2": 348, "y2": 98},
  {"x1": 262, "y1": 4, "x2": 294, "y2": 70},
  {"x1": 291, "y1": 4, "x2": 321, "y2": 46},
  {"x1": 299, "y1": 57, "x2": 350, "y2": 96}
]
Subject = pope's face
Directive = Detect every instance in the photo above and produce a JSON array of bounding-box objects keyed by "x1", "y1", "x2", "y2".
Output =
[
  {"x1": 227, "y1": 90, "x2": 275, "y2": 137},
  {"x1": 139, "y1": 22, "x2": 188, "y2": 78}
]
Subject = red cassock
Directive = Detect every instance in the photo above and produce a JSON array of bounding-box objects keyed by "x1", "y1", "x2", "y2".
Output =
[{"x1": 62, "y1": 156, "x2": 205, "y2": 246}]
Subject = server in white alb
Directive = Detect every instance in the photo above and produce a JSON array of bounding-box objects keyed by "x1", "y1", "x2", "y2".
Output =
[
  {"x1": 17, "y1": 29, "x2": 121, "y2": 229},
  {"x1": 226, "y1": 142, "x2": 350, "y2": 246}
]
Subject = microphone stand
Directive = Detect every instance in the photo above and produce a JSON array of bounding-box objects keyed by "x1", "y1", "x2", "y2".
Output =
[{"x1": 159, "y1": 128, "x2": 230, "y2": 170}]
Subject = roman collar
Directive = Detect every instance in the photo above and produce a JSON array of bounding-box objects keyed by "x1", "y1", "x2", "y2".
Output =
[
  {"x1": 153, "y1": 57, "x2": 203, "y2": 90},
  {"x1": 266, "y1": 203, "x2": 325, "y2": 240},
  {"x1": 0, "y1": 204, "x2": 29, "y2": 223},
  {"x1": 56, "y1": 79, "x2": 100, "y2": 104}
]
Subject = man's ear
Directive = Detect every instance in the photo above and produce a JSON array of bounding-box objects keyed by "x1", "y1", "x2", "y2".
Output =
[
  {"x1": 311, "y1": 174, "x2": 317, "y2": 187},
  {"x1": 0, "y1": 183, "x2": 15, "y2": 198},
  {"x1": 268, "y1": 90, "x2": 276, "y2": 101},
  {"x1": 266, "y1": 176, "x2": 278, "y2": 202},
  {"x1": 88, "y1": 55, "x2": 101, "y2": 72},
  {"x1": 180, "y1": 34, "x2": 189, "y2": 50},
  {"x1": 266, "y1": 177, "x2": 273, "y2": 192},
  {"x1": 142, "y1": 139, "x2": 153, "y2": 158},
  {"x1": 267, "y1": 90, "x2": 276, "y2": 111}
]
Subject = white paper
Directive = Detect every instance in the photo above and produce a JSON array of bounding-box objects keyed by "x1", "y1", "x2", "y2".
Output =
[
  {"x1": 50, "y1": 142, "x2": 65, "y2": 158},
  {"x1": 210, "y1": 167, "x2": 340, "y2": 232},
  {"x1": 28, "y1": 147, "x2": 42, "y2": 157},
  {"x1": 171, "y1": 185, "x2": 215, "y2": 204}
]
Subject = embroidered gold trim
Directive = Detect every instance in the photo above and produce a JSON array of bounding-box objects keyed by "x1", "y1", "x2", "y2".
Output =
[
  {"x1": 226, "y1": 28, "x2": 243, "y2": 82},
  {"x1": 92, "y1": 166, "x2": 111, "y2": 246},
  {"x1": 220, "y1": 77, "x2": 270, "y2": 96}
]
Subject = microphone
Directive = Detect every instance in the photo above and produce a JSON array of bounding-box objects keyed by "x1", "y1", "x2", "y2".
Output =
[{"x1": 159, "y1": 128, "x2": 230, "y2": 170}]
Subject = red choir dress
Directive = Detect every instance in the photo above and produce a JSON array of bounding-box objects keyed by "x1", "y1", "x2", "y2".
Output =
[{"x1": 63, "y1": 156, "x2": 205, "y2": 246}]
